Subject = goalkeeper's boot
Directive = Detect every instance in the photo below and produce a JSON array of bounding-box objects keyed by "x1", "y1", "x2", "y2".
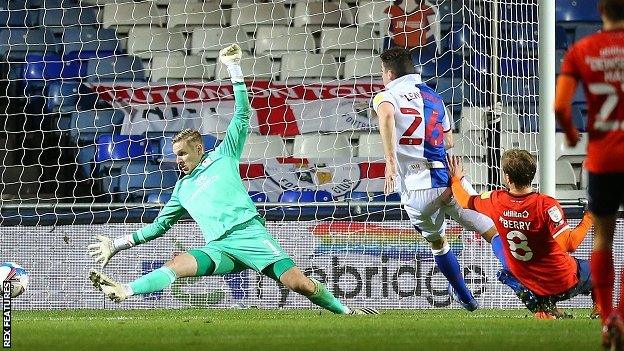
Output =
[
  {"x1": 89, "y1": 269, "x2": 130, "y2": 303},
  {"x1": 602, "y1": 312, "x2": 624, "y2": 351},
  {"x1": 448, "y1": 284, "x2": 479, "y2": 312},
  {"x1": 349, "y1": 307, "x2": 380, "y2": 315}
]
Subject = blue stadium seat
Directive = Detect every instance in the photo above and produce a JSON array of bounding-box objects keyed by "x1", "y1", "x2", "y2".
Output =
[
  {"x1": 69, "y1": 109, "x2": 124, "y2": 142},
  {"x1": 61, "y1": 27, "x2": 121, "y2": 56},
  {"x1": 85, "y1": 55, "x2": 145, "y2": 82},
  {"x1": 0, "y1": 28, "x2": 57, "y2": 59},
  {"x1": 22, "y1": 52, "x2": 63, "y2": 94},
  {"x1": 448, "y1": 25, "x2": 471, "y2": 52},
  {"x1": 279, "y1": 190, "x2": 333, "y2": 203},
  {"x1": 62, "y1": 50, "x2": 117, "y2": 79},
  {"x1": 145, "y1": 191, "x2": 172, "y2": 204},
  {"x1": 499, "y1": 56, "x2": 537, "y2": 77},
  {"x1": 45, "y1": 81, "x2": 80, "y2": 112},
  {"x1": 157, "y1": 134, "x2": 219, "y2": 162},
  {"x1": 95, "y1": 134, "x2": 155, "y2": 162},
  {"x1": 573, "y1": 85, "x2": 586, "y2": 104},
  {"x1": 498, "y1": 3, "x2": 538, "y2": 22},
  {"x1": 574, "y1": 23, "x2": 602, "y2": 41},
  {"x1": 555, "y1": 25, "x2": 569, "y2": 50},
  {"x1": 555, "y1": 49, "x2": 566, "y2": 75},
  {"x1": 556, "y1": 0, "x2": 601, "y2": 22},
  {"x1": 117, "y1": 163, "x2": 179, "y2": 200},
  {"x1": 0, "y1": 7, "x2": 37, "y2": 27},
  {"x1": 502, "y1": 24, "x2": 538, "y2": 54},
  {"x1": 249, "y1": 191, "x2": 268, "y2": 203},
  {"x1": 499, "y1": 77, "x2": 538, "y2": 102},
  {"x1": 571, "y1": 103, "x2": 587, "y2": 131},
  {"x1": 420, "y1": 51, "x2": 462, "y2": 78},
  {"x1": 40, "y1": 6, "x2": 98, "y2": 31},
  {"x1": 433, "y1": 77, "x2": 463, "y2": 105}
]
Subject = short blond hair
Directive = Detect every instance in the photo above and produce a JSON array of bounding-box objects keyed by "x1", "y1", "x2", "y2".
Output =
[{"x1": 172, "y1": 129, "x2": 203, "y2": 146}]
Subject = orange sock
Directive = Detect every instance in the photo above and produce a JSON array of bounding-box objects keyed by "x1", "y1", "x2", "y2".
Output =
[{"x1": 591, "y1": 250, "x2": 614, "y2": 324}]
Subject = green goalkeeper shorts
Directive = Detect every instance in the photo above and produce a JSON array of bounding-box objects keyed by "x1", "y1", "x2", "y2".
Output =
[{"x1": 191, "y1": 216, "x2": 292, "y2": 276}]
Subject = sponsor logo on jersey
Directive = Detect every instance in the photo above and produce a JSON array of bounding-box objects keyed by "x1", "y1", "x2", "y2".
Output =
[{"x1": 502, "y1": 210, "x2": 530, "y2": 219}]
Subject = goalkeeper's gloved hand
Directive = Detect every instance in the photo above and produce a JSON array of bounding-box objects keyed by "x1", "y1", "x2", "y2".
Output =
[
  {"x1": 87, "y1": 235, "x2": 135, "y2": 268},
  {"x1": 219, "y1": 43, "x2": 243, "y2": 83}
]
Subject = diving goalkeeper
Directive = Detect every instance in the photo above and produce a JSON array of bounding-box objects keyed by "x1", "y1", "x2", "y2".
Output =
[{"x1": 87, "y1": 44, "x2": 377, "y2": 315}]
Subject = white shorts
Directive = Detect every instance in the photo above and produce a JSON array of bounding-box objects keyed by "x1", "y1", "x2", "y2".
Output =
[{"x1": 401, "y1": 187, "x2": 494, "y2": 242}]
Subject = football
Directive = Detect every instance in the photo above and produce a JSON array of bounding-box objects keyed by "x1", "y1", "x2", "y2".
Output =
[{"x1": 0, "y1": 262, "x2": 29, "y2": 298}]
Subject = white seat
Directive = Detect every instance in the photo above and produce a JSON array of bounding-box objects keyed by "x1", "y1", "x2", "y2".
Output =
[
  {"x1": 464, "y1": 162, "x2": 489, "y2": 192},
  {"x1": 215, "y1": 55, "x2": 275, "y2": 80},
  {"x1": 127, "y1": 27, "x2": 186, "y2": 59},
  {"x1": 293, "y1": 2, "x2": 353, "y2": 29},
  {"x1": 254, "y1": 26, "x2": 315, "y2": 57},
  {"x1": 459, "y1": 106, "x2": 486, "y2": 131},
  {"x1": 556, "y1": 160, "x2": 577, "y2": 190},
  {"x1": 281, "y1": 53, "x2": 338, "y2": 80},
  {"x1": 167, "y1": 2, "x2": 225, "y2": 29},
  {"x1": 242, "y1": 135, "x2": 288, "y2": 160},
  {"x1": 230, "y1": 2, "x2": 289, "y2": 30},
  {"x1": 343, "y1": 54, "x2": 381, "y2": 79},
  {"x1": 191, "y1": 27, "x2": 252, "y2": 58},
  {"x1": 555, "y1": 189, "x2": 586, "y2": 201},
  {"x1": 293, "y1": 133, "x2": 353, "y2": 159},
  {"x1": 357, "y1": 133, "x2": 383, "y2": 158},
  {"x1": 356, "y1": 0, "x2": 391, "y2": 28},
  {"x1": 320, "y1": 26, "x2": 377, "y2": 57},
  {"x1": 150, "y1": 53, "x2": 214, "y2": 82},
  {"x1": 500, "y1": 132, "x2": 540, "y2": 155},
  {"x1": 555, "y1": 132, "x2": 587, "y2": 164},
  {"x1": 498, "y1": 106, "x2": 520, "y2": 132},
  {"x1": 102, "y1": 2, "x2": 165, "y2": 32},
  {"x1": 451, "y1": 131, "x2": 486, "y2": 160}
]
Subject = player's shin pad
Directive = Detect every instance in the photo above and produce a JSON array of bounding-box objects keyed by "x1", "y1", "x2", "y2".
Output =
[
  {"x1": 128, "y1": 266, "x2": 177, "y2": 295},
  {"x1": 306, "y1": 278, "x2": 350, "y2": 314}
]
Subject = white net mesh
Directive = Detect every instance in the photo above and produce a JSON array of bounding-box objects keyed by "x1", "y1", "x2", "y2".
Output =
[{"x1": 0, "y1": 0, "x2": 604, "y2": 309}]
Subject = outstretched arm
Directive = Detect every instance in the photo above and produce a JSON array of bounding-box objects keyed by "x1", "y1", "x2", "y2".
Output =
[
  {"x1": 88, "y1": 193, "x2": 187, "y2": 267},
  {"x1": 216, "y1": 44, "x2": 252, "y2": 160},
  {"x1": 554, "y1": 212, "x2": 593, "y2": 252}
]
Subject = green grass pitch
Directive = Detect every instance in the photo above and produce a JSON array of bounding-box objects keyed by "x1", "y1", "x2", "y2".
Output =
[{"x1": 11, "y1": 309, "x2": 600, "y2": 351}]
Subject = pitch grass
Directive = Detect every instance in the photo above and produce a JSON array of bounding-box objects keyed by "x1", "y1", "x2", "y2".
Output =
[{"x1": 11, "y1": 309, "x2": 600, "y2": 351}]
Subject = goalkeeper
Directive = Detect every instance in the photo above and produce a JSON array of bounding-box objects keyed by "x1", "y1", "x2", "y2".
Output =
[{"x1": 87, "y1": 44, "x2": 377, "y2": 315}]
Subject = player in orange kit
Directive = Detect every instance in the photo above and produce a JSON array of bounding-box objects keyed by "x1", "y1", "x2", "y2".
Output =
[
  {"x1": 554, "y1": 0, "x2": 624, "y2": 348},
  {"x1": 447, "y1": 151, "x2": 593, "y2": 318}
]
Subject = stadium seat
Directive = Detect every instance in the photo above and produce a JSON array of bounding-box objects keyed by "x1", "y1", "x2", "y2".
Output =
[
  {"x1": 241, "y1": 134, "x2": 288, "y2": 160},
  {"x1": 555, "y1": 189, "x2": 586, "y2": 201},
  {"x1": 292, "y1": 2, "x2": 353, "y2": 29},
  {"x1": 498, "y1": 2, "x2": 538, "y2": 22},
  {"x1": 355, "y1": 0, "x2": 390, "y2": 28},
  {"x1": 556, "y1": 0, "x2": 601, "y2": 22},
  {"x1": 145, "y1": 191, "x2": 172, "y2": 204},
  {"x1": 214, "y1": 55, "x2": 274, "y2": 81},
  {"x1": 499, "y1": 56, "x2": 537, "y2": 77},
  {"x1": 450, "y1": 131, "x2": 486, "y2": 161},
  {"x1": 420, "y1": 51, "x2": 462, "y2": 79},
  {"x1": 69, "y1": 109, "x2": 124, "y2": 142},
  {"x1": 555, "y1": 49, "x2": 565, "y2": 75},
  {"x1": 357, "y1": 133, "x2": 383, "y2": 158},
  {"x1": 249, "y1": 191, "x2": 268, "y2": 203},
  {"x1": 292, "y1": 133, "x2": 353, "y2": 159},
  {"x1": 150, "y1": 53, "x2": 214, "y2": 82},
  {"x1": 498, "y1": 106, "x2": 521, "y2": 132},
  {"x1": 343, "y1": 53, "x2": 381, "y2": 79},
  {"x1": 230, "y1": 2, "x2": 288, "y2": 31},
  {"x1": 500, "y1": 131, "x2": 540, "y2": 155},
  {"x1": 22, "y1": 53, "x2": 63, "y2": 90},
  {"x1": 555, "y1": 25, "x2": 569, "y2": 50},
  {"x1": 39, "y1": 5, "x2": 98, "y2": 32},
  {"x1": 85, "y1": 54, "x2": 145, "y2": 82},
  {"x1": 156, "y1": 134, "x2": 219, "y2": 163},
  {"x1": 433, "y1": 77, "x2": 463, "y2": 105},
  {"x1": 555, "y1": 132, "x2": 587, "y2": 165},
  {"x1": 166, "y1": 2, "x2": 225, "y2": 30},
  {"x1": 191, "y1": 26, "x2": 252, "y2": 58},
  {"x1": 555, "y1": 160, "x2": 577, "y2": 190},
  {"x1": 278, "y1": 190, "x2": 333, "y2": 203},
  {"x1": 572, "y1": 85, "x2": 586, "y2": 104},
  {"x1": 501, "y1": 23, "x2": 538, "y2": 54},
  {"x1": 459, "y1": 106, "x2": 486, "y2": 131},
  {"x1": 254, "y1": 26, "x2": 315, "y2": 57},
  {"x1": 574, "y1": 23, "x2": 602, "y2": 41},
  {"x1": 449, "y1": 24, "x2": 473, "y2": 52},
  {"x1": 280, "y1": 53, "x2": 338, "y2": 80},
  {"x1": 45, "y1": 81, "x2": 98, "y2": 113},
  {"x1": 437, "y1": 0, "x2": 463, "y2": 24},
  {"x1": 102, "y1": 2, "x2": 165, "y2": 32},
  {"x1": 499, "y1": 77, "x2": 538, "y2": 102},
  {"x1": 94, "y1": 134, "x2": 155, "y2": 162},
  {"x1": 320, "y1": 27, "x2": 377, "y2": 58},
  {"x1": 126, "y1": 27, "x2": 186, "y2": 59},
  {"x1": 0, "y1": 28, "x2": 57, "y2": 60},
  {"x1": 61, "y1": 28, "x2": 121, "y2": 57},
  {"x1": 61, "y1": 50, "x2": 117, "y2": 79},
  {"x1": 0, "y1": 6, "x2": 37, "y2": 27},
  {"x1": 571, "y1": 103, "x2": 588, "y2": 131},
  {"x1": 117, "y1": 163, "x2": 179, "y2": 200}
]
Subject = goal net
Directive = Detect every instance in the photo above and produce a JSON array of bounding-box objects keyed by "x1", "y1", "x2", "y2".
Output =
[{"x1": 0, "y1": 0, "x2": 603, "y2": 310}]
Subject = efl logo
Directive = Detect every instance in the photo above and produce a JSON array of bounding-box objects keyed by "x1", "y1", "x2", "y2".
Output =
[{"x1": 2, "y1": 281, "x2": 10, "y2": 349}]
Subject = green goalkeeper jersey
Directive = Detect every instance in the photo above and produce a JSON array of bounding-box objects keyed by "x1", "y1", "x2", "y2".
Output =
[{"x1": 132, "y1": 82, "x2": 259, "y2": 245}]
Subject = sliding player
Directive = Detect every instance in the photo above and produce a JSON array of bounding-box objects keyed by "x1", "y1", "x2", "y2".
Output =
[
  {"x1": 87, "y1": 44, "x2": 377, "y2": 316},
  {"x1": 448, "y1": 151, "x2": 594, "y2": 318},
  {"x1": 373, "y1": 47, "x2": 499, "y2": 311},
  {"x1": 554, "y1": 0, "x2": 624, "y2": 347}
]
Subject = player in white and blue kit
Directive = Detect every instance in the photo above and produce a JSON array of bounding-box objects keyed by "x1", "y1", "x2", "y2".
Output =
[{"x1": 373, "y1": 48, "x2": 497, "y2": 311}]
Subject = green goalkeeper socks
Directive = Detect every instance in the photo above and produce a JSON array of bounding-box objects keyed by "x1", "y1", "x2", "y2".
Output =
[
  {"x1": 128, "y1": 266, "x2": 177, "y2": 295},
  {"x1": 306, "y1": 278, "x2": 350, "y2": 314}
]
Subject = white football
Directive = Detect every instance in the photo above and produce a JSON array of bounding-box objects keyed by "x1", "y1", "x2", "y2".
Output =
[{"x1": 0, "y1": 262, "x2": 29, "y2": 298}]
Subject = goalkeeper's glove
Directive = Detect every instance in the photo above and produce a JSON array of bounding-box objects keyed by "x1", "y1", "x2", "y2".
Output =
[
  {"x1": 219, "y1": 43, "x2": 243, "y2": 83},
  {"x1": 87, "y1": 234, "x2": 135, "y2": 268}
]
